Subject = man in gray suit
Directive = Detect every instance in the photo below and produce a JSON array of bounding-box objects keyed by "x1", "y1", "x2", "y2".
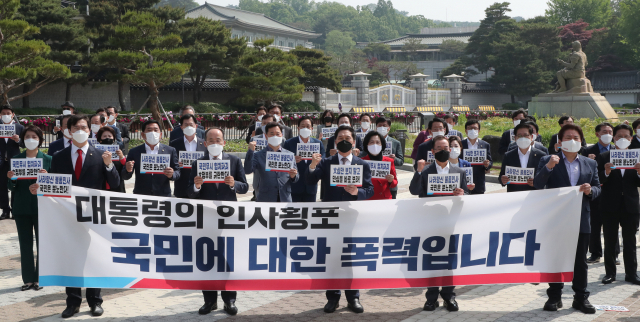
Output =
[
  {"x1": 245, "y1": 122, "x2": 299, "y2": 202},
  {"x1": 374, "y1": 117, "x2": 404, "y2": 198},
  {"x1": 255, "y1": 104, "x2": 293, "y2": 139}
]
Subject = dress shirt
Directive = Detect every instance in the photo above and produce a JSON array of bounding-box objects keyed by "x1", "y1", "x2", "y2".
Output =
[
  {"x1": 561, "y1": 152, "x2": 580, "y2": 186},
  {"x1": 518, "y1": 146, "x2": 531, "y2": 168},
  {"x1": 466, "y1": 138, "x2": 479, "y2": 149},
  {"x1": 71, "y1": 143, "x2": 89, "y2": 167},
  {"x1": 183, "y1": 136, "x2": 198, "y2": 151},
  {"x1": 435, "y1": 161, "x2": 450, "y2": 174},
  {"x1": 597, "y1": 142, "x2": 611, "y2": 154},
  {"x1": 145, "y1": 143, "x2": 159, "y2": 154},
  {"x1": 340, "y1": 153, "x2": 353, "y2": 165}
]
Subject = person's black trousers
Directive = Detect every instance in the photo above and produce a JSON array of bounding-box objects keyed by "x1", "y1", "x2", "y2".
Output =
[
  {"x1": 425, "y1": 286, "x2": 455, "y2": 302},
  {"x1": 390, "y1": 189, "x2": 397, "y2": 199},
  {"x1": 589, "y1": 198, "x2": 620, "y2": 258},
  {"x1": 0, "y1": 162, "x2": 10, "y2": 211},
  {"x1": 66, "y1": 287, "x2": 102, "y2": 307},
  {"x1": 326, "y1": 290, "x2": 359, "y2": 302},
  {"x1": 292, "y1": 193, "x2": 316, "y2": 202},
  {"x1": 202, "y1": 291, "x2": 237, "y2": 303},
  {"x1": 603, "y1": 203, "x2": 639, "y2": 277},
  {"x1": 547, "y1": 233, "x2": 589, "y2": 301}
]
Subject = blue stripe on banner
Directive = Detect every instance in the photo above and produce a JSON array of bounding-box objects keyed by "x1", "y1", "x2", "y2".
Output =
[{"x1": 39, "y1": 276, "x2": 137, "y2": 288}]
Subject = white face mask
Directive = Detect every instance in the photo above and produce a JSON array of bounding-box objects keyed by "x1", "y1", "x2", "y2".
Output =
[
  {"x1": 513, "y1": 119, "x2": 521, "y2": 127},
  {"x1": 516, "y1": 137, "x2": 532, "y2": 149},
  {"x1": 299, "y1": 128, "x2": 312, "y2": 139},
  {"x1": 261, "y1": 126, "x2": 266, "y2": 135},
  {"x1": 432, "y1": 131, "x2": 445, "y2": 137},
  {"x1": 368, "y1": 144, "x2": 382, "y2": 156},
  {"x1": 72, "y1": 130, "x2": 89, "y2": 143},
  {"x1": 183, "y1": 126, "x2": 196, "y2": 137},
  {"x1": 273, "y1": 114, "x2": 280, "y2": 122},
  {"x1": 2, "y1": 115, "x2": 12, "y2": 123},
  {"x1": 600, "y1": 134, "x2": 613, "y2": 145},
  {"x1": 339, "y1": 123, "x2": 350, "y2": 127},
  {"x1": 447, "y1": 123, "x2": 453, "y2": 131},
  {"x1": 360, "y1": 122, "x2": 370, "y2": 130},
  {"x1": 24, "y1": 138, "x2": 39, "y2": 150},
  {"x1": 467, "y1": 129, "x2": 479, "y2": 139},
  {"x1": 257, "y1": 115, "x2": 264, "y2": 121},
  {"x1": 450, "y1": 147, "x2": 461, "y2": 159},
  {"x1": 107, "y1": 115, "x2": 116, "y2": 123},
  {"x1": 207, "y1": 144, "x2": 224, "y2": 157},
  {"x1": 62, "y1": 110, "x2": 72, "y2": 116},
  {"x1": 145, "y1": 132, "x2": 160, "y2": 146},
  {"x1": 377, "y1": 127, "x2": 389, "y2": 136},
  {"x1": 636, "y1": 129, "x2": 640, "y2": 138},
  {"x1": 616, "y1": 138, "x2": 631, "y2": 150},
  {"x1": 561, "y1": 139, "x2": 581, "y2": 153},
  {"x1": 532, "y1": 134, "x2": 537, "y2": 141},
  {"x1": 91, "y1": 124, "x2": 101, "y2": 134},
  {"x1": 63, "y1": 129, "x2": 71, "y2": 139},
  {"x1": 267, "y1": 135, "x2": 282, "y2": 147}
]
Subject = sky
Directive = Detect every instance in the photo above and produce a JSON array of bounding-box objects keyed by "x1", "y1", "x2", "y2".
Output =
[{"x1": 195, "y1": 0, "x2": 549, "y2": 23}]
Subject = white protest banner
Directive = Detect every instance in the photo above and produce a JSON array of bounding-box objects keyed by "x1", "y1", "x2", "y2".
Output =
[
  {"x1": 462, "y1": 167, "x2": 473, "y2": 185},
  {"x1": 594, "y1": 305, "x2": 630, "y2": 312},
  {"x1": 38, "y1": 186, "x2": 583, "y2": 291},
  {"x1": 11, "y1": 158, "x2": 42, "y2": 180},
  {"x1": 427, "y1": 174, "x2": 460, "y2": 196},
  {"x1": 297, "y1": 143, "x2": 320, "y2": 160},
  {"x1": 505, "y1": 166, "x2": 535, "y2": 185},
  {"x1": 196, "y1": 160, "x2": 231, "y2": 183},
  {"x1": 88, "y1": 138, "x2": 98, "y2": 146},
  {"x1": 36, "y1": 173, "x2": 71, "y2": 198},
  {"x1": 140, "y1": 154, "x2": 170, "y2": 174},
  {"x1": 356, "y1": 132, "x2": 367, "y2": 140},
  {"x1": 255, "y1": 121, "x2": 261, "y2": 130},
  {"x1": 251, "y1": 137, "x2": 267, "y2": 152},
  {"x1": 427, "y1": 151, "x2": 435, "y2": 163},
  {"x1": 463, "y1": 149, "x2": 487, "y2": 165},
  {"x1": 366, "y1": 160, "x2": 391, "y2": 180},
  {"x1": 509, "y1": 129, "x2": 515, "y2": 143},
  {"x1": 96, "y1": 144, "x2": 120, "y2": 161},
  {"x1": 330, "y1": 165, "x2": 363, "y2": 187},
  {"x1": 383, "y1": 142, "x2": 393, "y2": 156},
  {"x1": 265, "y1": 151, "x2": 295, "y2": 172},
  {"x1": 56, "y1": 119, "x2": 61, "y2": 128},
  {"x1": 179, "y1": 151, "x2": 205, "y2": 169},
  {"x1": 0, "y1": 124, "x2": 15, "y2": 138},
  {"x1": 611, "y1": 149, "x2": 640, "y2": 169},
  {"x1": 321, "y1": 127, "x2": 338, "y2": 138}
]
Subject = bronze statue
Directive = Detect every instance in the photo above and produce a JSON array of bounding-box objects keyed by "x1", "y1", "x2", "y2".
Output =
[{"x1": 554, "y1": 41, "x2": 588, "y2": 93}]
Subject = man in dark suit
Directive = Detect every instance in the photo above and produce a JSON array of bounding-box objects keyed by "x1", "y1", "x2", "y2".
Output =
[
  {"x1": 499, "y1": 123, "x2": 547, "y2": 192},
  {"x1": 597, "y1": 124, "x2": 640, "y2": 285},
  {"x1": 169, "y1": 106, "x2": 205, "y2": 142},
  {"x1": 409, "y1": 135, "x2": 467, "y2": 312},
  {"x1": 31, "y1": 114, "x2": 120, "y2": 318},
  {"x1": 105, "y1": 106, "x2": 130, "y2": 154},
  {"x1": 283, "y1": 116, "x2": 325, "y2": 202},
  {"x1": 548, "y1": 116, "x2": 587, "y2": 153},
  {"x1": 187, "y1": 127, "x2": 248, "y2": 316},
  {"x1": 48, "y1": 115, "x2": 73, "y2": 157},
  {"x1": 534, "y1": 124, "x2": 600, "y2": 314},
  {"x1": 506, "y1": 121, "x2": 549, "y2": 155},
  {"x1": 325, "y1": 113, "x2": 364, "y2": 157},
  {"x1": 170, "y1": 114, "x2": 207, "y2": 198},
  {"x1": 498, "y1": 109, "x2": 527, "y2": 157},
  {"x1": 52, "y1": 101, "x2": 76, "y2": 140},
  {"x1": 254, "y1": 104, "x2": 293, "y2": 139},
  {"x1": 581, "y1": 122, "x2": 618, "y2": 264},
  {"x1": 461, "y1": 119, "x2": 493, "y2": 194},
  {"x1": 630, "y1": 118, "x2": 640, "y2": 149},
  {"x1": 413, "y1": 117, "x2": 449, "y2": 171},
  {"x1": 0, "y1": 105, "x2": 23, "y2": 219},
  {"x1": 306, "y1": 126, "x2": 374, "y2": 314},
  {"x1": 122, "y1": 120, "x2": 180, "y2": 197},
  {"x1": 245, "y1": 106, "x2": 267, "y2": 143},
  {"x1": 443, "y1": 114, "x2": 463, "y2": 139}
]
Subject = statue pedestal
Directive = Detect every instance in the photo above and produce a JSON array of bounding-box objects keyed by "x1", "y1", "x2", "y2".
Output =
[{"x1": 528, "y1": 92, "x2": 618, "y2": 120}]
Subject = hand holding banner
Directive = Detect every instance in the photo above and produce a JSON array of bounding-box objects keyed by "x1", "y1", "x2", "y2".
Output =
[
  {"x1": 297, "y1": 143, "x2": 320, "y2": 160},
  {"x1": 11, "y1": 158, "x2": 43, "y2": 180},
  {"x1": 197, "y1": 160, "x2": 230, "y2": 183},
  {"x1": 427, "y1": 174, "x2": 460, "y2": 195},
  {"x1": 266, "y1": 151, "x2": 295, "y2": 172},
  {"x1": 463, "y1": 149, "x2": 487, "y2": 165},
  {"x1": 96, "y1": 144, "x2": 120, "y2": 161},
  {"x1": 251, "y1": 137, "x2": 267, "y2": 151},
  {"x1": 462, "y1": 167, "x2": 473, "y2": 185},
  {"x1": 0, "y1": 124, "x2": 15, "y2": 138},
  {"x1": 140, "y1": 154, "x2": 170, "y2": 174},
  {"x1": 610, "y1": 149, "x2": 640, "y2": 169},
  {"x1": 36, "y1": 173, "x2": 71, "y2": 198},
  {"x1": 179, "y1": 151, "x2": 205, "y2": 169},
  {"x1": 505, "y1": 166, "x2": 535, "y2": 184},
  {"x1": 330, "y1": 164, "x2": 363, "y2": 187},
  {"x1": 366, "y1": 160, "x2": 391, "y2": 180}
]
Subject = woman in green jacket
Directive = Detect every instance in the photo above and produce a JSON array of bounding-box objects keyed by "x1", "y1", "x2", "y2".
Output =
[{"x1": 7, "y1": 125, "x2": 51, "y2": 291}]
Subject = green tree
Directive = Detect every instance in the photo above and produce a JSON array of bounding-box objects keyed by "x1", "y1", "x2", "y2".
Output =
[
  {"x1": 465, "y1": 2, "x2": 513, "y2": 73},
  {"x1": 363, "y1": 42, "x2": 391, "y2": 59},
  {"x1": 155, "y1": 0, "x2": 198, "y2": 11},
  {"x1": 290, "y1": 47, "x2": 342, "y2": 92},
  {"x1": 93, "y1": 11, "x2": 189, "y2": 124},
  {"x1": 0, "y1": 0, "x2": 71, "y2": 105},
  {"x1": 401, "y1": 38, "x2": 425, "y2": 61},
  {"x1": 179, "y1": 17, "x2": 246, "y2": 104},
  {"x1": 618, "y1": 0, "x2": 640, "y2": 62},
  {"x1": 546, "y1": 0, "x2": 612, "y2": 28},
  {"x1": 324, "y1": 30, "x2": 355, "y2": 56},
  {"x1": 229, "y1": 38, "x2": 305, "y2": 106},
  {"x1": 439, "y1": 39, "x2": 466, "y2": 60}
]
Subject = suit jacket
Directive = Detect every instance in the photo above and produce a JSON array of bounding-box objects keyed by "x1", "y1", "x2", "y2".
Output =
[
  {"x1": 499, "y1": 147, "x2": 547, "y2": 192},
  {"x1": 47, "y1": 138, "x2": 70, "y2": 156},
  {"x1": 246, "y1": 123, "x2": 258, "y2": 144},
  {"x1": 122, "y1": 143, "x2": 180, "y2": 197},
  {"x1": 187, "y1": 153, "x2": 249, "y2": 200},
  {"x1": 630, "y1": 136, "x2": 640, "y2": 149},
  {"x1": 306, "y1": 154, "x2": 374, "y2": 201},
  {"x1": 581, "y1": 142, "x2": 612, "y2": 158},
  {"x1": 255, "y1": 123, "x2": 294, "y2": 140},
  {"x1": 461, "y1": 139, "x2": 493, "y2": 193},
  {"x1": 50, "y1": 144, "x2": 121, "y2": 190},
  {"x1": 244, "y1": 147, "x2": 299, "y2": 202},
  {"x1": 597, "y1": 151, "x2": 640, "y2": 214},
  {"x1": 507, "y1": 141, "x2": 549, "y2": 155},
  {"x1": 283, "y1": 136, "x2": 326, "y2": 196},
  {"x1": 324, "y1": 135, "x2": 364, "y2": 158},
  {"x1": 548, "y1": 133, "x2": 587, "y2": 154},
  {"x1": 0, "y1": 123, "x2": 23, "y2": 166},
  {"x1": 534, "y1": 152, "x2": 601, "y2": 233},
  {"x1": 169, "y1": 126, "x2": 205, "y2": 143},
  {"x1": 499, "y1": 129, "x2": 542, "y2": 156},
  {"x1": 413, "y1": 140, "x2": 434, "y2": 171},
  {"x1": 409, "y1": 162, "x2": 469, "y2": 198},
  {"x1": 448, "y1": 129, "x2": 464, "y2": 140},
  {"x1": 169, "y1": 137, "x2": 207, "y2": 198}
]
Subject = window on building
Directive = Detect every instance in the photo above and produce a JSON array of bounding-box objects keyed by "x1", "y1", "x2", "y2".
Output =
[
  {"x1": 288, "y1": 42, "x2": 294, "y2": 48},
  {"x1": 248, "y1": 36, "x2": 252, "y2": 42},
  {"x1": 279, "y1": 40, "x2": 284, "y2": 47}
]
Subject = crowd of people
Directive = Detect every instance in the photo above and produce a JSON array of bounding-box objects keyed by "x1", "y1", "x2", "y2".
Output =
[{"x1": 0, "y1": 102, "x2": 638, "y2": 318}]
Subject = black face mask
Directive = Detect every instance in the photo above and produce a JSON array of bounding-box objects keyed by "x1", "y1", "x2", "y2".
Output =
[
  {"x1": 434, "y1": 150, "x2": 450, "y2": 162},
  {"x1": 100, "y1": 138, "x2": 114, "y2": 145},
  {"x1": 336, "y1": 140, "x2": 353, "y2": 153},
  {"x1": 324, "y1": 117, "x2": 333, "y2": 124}
]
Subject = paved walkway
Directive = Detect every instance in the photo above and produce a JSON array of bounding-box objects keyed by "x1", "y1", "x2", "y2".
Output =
[{"x1": 2, "y1": 170, "x2": 640, "y2": 321}]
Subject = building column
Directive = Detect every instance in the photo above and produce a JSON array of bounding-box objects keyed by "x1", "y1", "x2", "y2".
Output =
[{"x1": 350, "y1": 71, "x2": 371, "y2": 110}]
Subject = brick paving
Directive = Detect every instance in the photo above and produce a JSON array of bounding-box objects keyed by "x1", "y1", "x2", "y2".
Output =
[{"x1": 1, "y1": 170, "x2": 640, "y2": 321}]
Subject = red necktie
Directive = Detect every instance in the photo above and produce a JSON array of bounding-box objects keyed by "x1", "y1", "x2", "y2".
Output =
[{"x1": 75, "y1": 149, "x2": 83, "y2": 180}]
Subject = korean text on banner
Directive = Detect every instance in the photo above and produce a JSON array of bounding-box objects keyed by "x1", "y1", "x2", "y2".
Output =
[
  {"x1": 463, "y1": 149, "x2": 486, "y2": 165},
  {"x1": 462, "y1": 167, "x2": 473, "y2": 185},
  {"x1": 179, "y1": 151, "x2": 205, "y2": 169},
  {"x1": 197, "y1": 160, "x2": 230, "y2": 183},
  {"x1": 11, "y1": 158, "x2": 43, "y2": 180},
  {"x1": 505, "y1": 166, "x2": 535, "y2": 184},
  {"x1": 251, "y1": 137, "x2": 267, "y2": 152},
  {"x1": 611, "y1": 149, "x2": 640, "y2": 170},
  {"x1": 96, "y1": 144, "x2": 120, "y2": 161},
  {"x1": 0, "y1": 124, "x2": 15, "y2": 138},
  {"x1": 140, "y1": 154, "x2": 170, "y2": 174},
  {"x1": 330, "y1": 164, "x2": 363, "y2": 187},
  {"x1": 265, "y1": 151, "x2": 295, "y2": 172},
  {"x1": 426, "y1": 174, "x2": 460, "y2": 195},
  {"x1": 382, "y1": 142, "x2": 393, "y2": 157},
  {"x1": 366, "y1": 160, "x2": 391, "y2": 180},
  {"x1": 37, "y1": 173, "x2": 71, "y2": 198},
  {"x1": 322, "y1": 127, "x2": 338, "y2": 138},
  {"x1": 297, "y1": 143, "x2": 320, "y2": 160}
]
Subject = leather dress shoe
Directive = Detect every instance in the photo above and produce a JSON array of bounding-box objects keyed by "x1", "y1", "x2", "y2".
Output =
[
  {"x1": 0, "y1": 211, "x2": 9, "y2": 220},
  {"x1": 199, "y1": 301, "x2": 217, "y2": 315},
  {"x1": 90, "y1": 304, "x2": 104, "y2": 316},
  {"x1": 602, "y1": 275, "x2": 616, "y2": 284},
  {"x1": 543, "y1": 299, "x2": 562, "y2": 311},
  {"x1": 324, "y1": 300, "x2": 339, "y2": 313},
  {"x1": 572, "y1": 298, "x2": 596, "y2": 314},
  {"x1": 224, "y1": 302, "x2": 238, "y2": 315},
  {"x1": 625, "y1": 275, "x2": 640, "y2": 285},
  {"x1": 586, "y1": 255, "x2": 600, "y2": 264},
  {"x1": 423, "y1": 300, "x2": 439, "y2": 311},
  {"x1": 61, "y1": 306, "x2": 80, "y2": 318},
  {"x1": 443, "y1": 299, "x2": 459, "y2": 312},
  {"x1": 347, "y1": 299, "x2": 364, "y2": 313}
]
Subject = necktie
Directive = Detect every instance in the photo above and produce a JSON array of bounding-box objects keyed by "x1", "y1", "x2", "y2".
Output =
[
  {"x1": 342, "y1": 157, "x2": 348, "y2": 165},
  {"x1": 75, "y1": 149, "x2": 83, "y2": 180}
]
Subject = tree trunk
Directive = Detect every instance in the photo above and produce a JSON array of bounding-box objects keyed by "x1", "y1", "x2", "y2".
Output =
[
  {"x1": 22, "y1": 84, "x2": 30, "y2": 109},
  {"x1": 118, "y1": 80, "x2": 128, "y2": 110},
  {"x1": 65, "y1": 82, "x2": 72, "y2": 101},
  {"x1": 511, "y1": 94, "x2": 515, "y2": 104},
  {"x1": 148, "y1": 84, "x2": 164, "y2": 131}
]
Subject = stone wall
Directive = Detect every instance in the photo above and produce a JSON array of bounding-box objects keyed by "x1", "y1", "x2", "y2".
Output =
[{"x1": 8, "y1": 81, "x2": 126, "y2": 110}]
